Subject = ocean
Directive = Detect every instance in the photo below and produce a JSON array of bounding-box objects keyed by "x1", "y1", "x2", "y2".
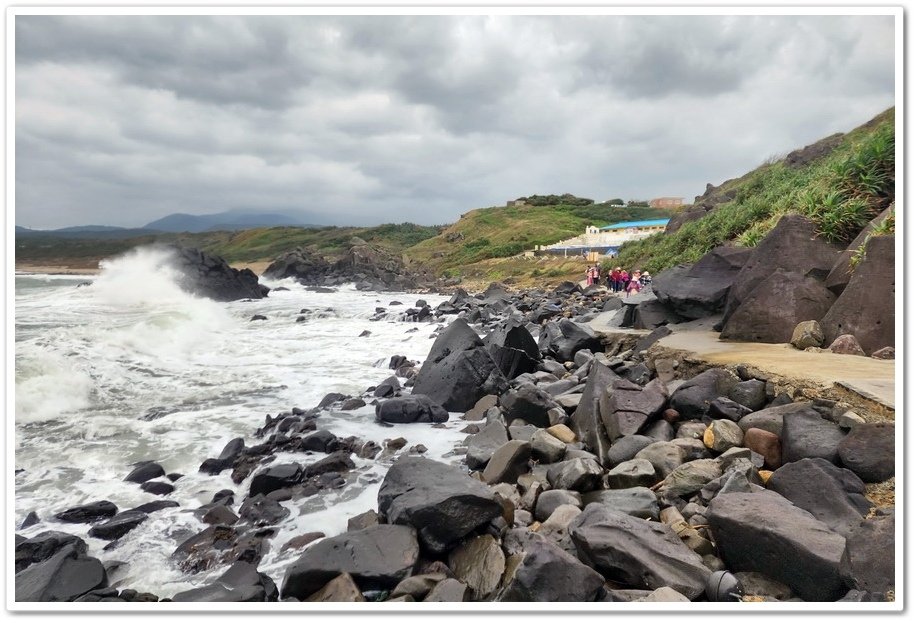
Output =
[{"x1": 13, "y1": 247, "x2": 468, "y2": 597}]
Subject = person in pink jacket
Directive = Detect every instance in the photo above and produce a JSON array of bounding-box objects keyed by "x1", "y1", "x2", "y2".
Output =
[{"x1": 626, "y1": 270, "x2": 642, "y2": 296}]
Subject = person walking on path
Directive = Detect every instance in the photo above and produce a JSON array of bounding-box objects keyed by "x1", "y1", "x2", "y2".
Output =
[
  {"x1": 610, "y1": 267, "x2": 621, "y2": 292},
  {"x1": 618, "y1": 269, "x2": 630, "y2": 293}
]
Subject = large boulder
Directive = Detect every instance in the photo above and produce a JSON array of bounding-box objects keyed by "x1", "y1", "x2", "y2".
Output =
[
  {"x1": 840, "y1": 512, "x2": 895, "y2": 595},
  {"x1": 54, "y1": 501, "x2": 118, "y2": 524},
  {"x1": 262, "y1": 247, "x2": 330, "y2": 283},
  {"x1": 820, "y1": 234, "x2": 895, "y2": 354},
  {"x1": 824, "y1": 204, "x2": 894, "y2": 295},
  {"x1": 500, "y1": 384, "x2": 560, "y2": 428},
  {"x1": 707, "y1": 490, "x2": 848, "y2": 601},
  {"x1": 538, "y1": 319, "x2": 603, "y2": 363},
  {"x1": 767, "y1": 458, "x2": 872, "y2": 537},
  {"x1": 720, "y1": 270, "x2": 836, "y2": 344},
  {"x1": 172, "y1": 561, "x2": 278, "y2": 602},
  {"x1": 280, "y1": 525, "x2": 419, "y2": 599},
  {"x1": 600, "y1": 378, "x2": 668, "y2": 439},
  {"x1": 375, "y1": 395, "x2": 449, "y2": 424},
  {"x1": 168, "y1": 246, "x2": 268, "y2": 301},
  {"x1": 377, "y1": 457, "x2": 502, "y2": 553},
  {"x1": 15, "y1": 531, "x2": 88, "y2": 574},
  {"x1": 837, "y1": 422, "x2": 895, "y2": 483},
  {"x1": 498, "y1": 534, "x2": 605, "y2": 602},
  {"x1": 653, "y1": 246, "x2": 753, "y2": 320},
  {"x1": 722, "y1": 215, "x2": 842, "y2": 325},
  {"x1": 87, "y1": 511, "x2": 148, "y2": 541},
  {"x1": 15, "y1": 544, "x2": 107, "y2": 602},
  {"x1": 412, "y1": 319, "x2": 508, "y2": 412},
  {"x1": 484, "y1": 319, "x2": 542, "y2": 379},
  {"x1": 781, "y1": 410, "x2": 846, "y2": 465},
  {"x1": 569, "y1": 361, "x2": 620, "y2": 467},
  {"x1": 465, "y1": 422, "x2": 510, "y2": 470},
  {"x1": 569, "y1": 505, "x2": 710, "y2": 600},
  {"x1": 668, "y1": 368, "x2": 738, "y2": 420}
]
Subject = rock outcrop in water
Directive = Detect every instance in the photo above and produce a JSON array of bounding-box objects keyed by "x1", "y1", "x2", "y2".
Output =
[{"x1": 168, "y1": 245, "x2": 269, "y2": 301}]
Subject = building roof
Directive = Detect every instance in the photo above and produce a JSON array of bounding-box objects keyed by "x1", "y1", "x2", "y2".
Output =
[{"x1": 600, "y1": 218, "x2": 671, "y2": 230}]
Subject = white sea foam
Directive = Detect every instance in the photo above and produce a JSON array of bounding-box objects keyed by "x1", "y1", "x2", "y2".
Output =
[{"x1": 14, "y1": 255, "x2": 458, "y2": 597}]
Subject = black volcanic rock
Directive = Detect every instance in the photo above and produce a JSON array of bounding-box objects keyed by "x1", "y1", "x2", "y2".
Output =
[{"x1": 168, "y1": 245, "x2": 268, "y2": 301}]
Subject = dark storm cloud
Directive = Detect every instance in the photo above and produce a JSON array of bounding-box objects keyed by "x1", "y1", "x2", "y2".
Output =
[{"x1": 14, "y1": 13, "x2": 895, "y2": 229}]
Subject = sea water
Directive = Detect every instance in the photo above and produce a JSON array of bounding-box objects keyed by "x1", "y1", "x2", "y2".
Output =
[{"x1": 13, "y1": 247, "x2": 466, "y2": 597}]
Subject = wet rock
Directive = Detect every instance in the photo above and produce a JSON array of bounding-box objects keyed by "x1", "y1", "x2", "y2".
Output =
[
  {"x1": 249, "y1": 463, "x2": 303, "y2": 498},
  {"x1": 20, "y1": 512, "x2": 40, "y2": 530},
  {"x1": 569, "y1": 505, "x2": 710, "y2": 599},
  {"x1": 172, "y1": 561, "x2": 278, "y2": 602},
  {"x1": 484, "y1": 319, "x2": 542, "y2": 380},
  {"x1": 170, "y1": 246, "x2": 268, "y2": 301},
  {"x1": 767, "y1": 458, "x2": 871, "y2": 538},
  {"x1": 140, "y1": 480, "x2": 174, "y2": 496},
  {"x1": 498, "y1": 534, "x2": 605, "y2": 602},
  {"x1": 87, "y1": 511, "x2": 148, "y2": 541},
  {"x1": 202, "y1": 505, "x2": 239, "y2": 526},
  {"x1": 304, "y1": 451, "x2": 355, "y2": 478},
  {"x1": 172, "y1": 525, "x2": 271, "y2": 573},
  {"x1": 239, "y1": 495, "x2": 290, "y2": 527},
  {"x1": 411, "y1": 319, "x2": 508, "y2": 412},
  {"x1": 15, "y1": 531, "x2": 87, "y2": 573},
  {"x1": 124, "y1": 462, "x2": 166, "y2": 484},
  {"x1": 280, "y1": 532, "x2": 325, "y2": 553},
  {"x1": 280, "y1": 525, "x2": 419, "y2": 600},
  {"x1": 707, "y1": 490, "x2": 847, "y2": 601},
  {"x1": 377, "y1": 456, "x2": 502, "y2": 554},
  {"x1": 837, "y1": 422, "x2": 894, "y2": 482},
  {"x1": 375, "y1": 395, "x2": 448, "y2": 424},
  {"x1": 54, "y1": 501, "x2": 118, "y2": 524},
  {"x1": 15, "y1": 544, "x2": 108, "y2": 602},
  {"x1": 373, "y1": 375, "x2": 401, "y2": 398}
]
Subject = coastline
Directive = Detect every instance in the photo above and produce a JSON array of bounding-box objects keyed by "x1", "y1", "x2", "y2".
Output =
[{"x1": 15, "y1": 260, "x2": 271, "y2": 277}]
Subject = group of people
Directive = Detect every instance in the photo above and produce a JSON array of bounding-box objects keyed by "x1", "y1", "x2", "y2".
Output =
[{"x1": 584, "y1": 264, "x2": 652, "y2": 296}]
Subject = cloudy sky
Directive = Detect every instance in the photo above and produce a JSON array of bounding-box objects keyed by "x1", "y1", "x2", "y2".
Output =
[{"x1": 15, "y1": 13, "x2": 896, "y2": 229}]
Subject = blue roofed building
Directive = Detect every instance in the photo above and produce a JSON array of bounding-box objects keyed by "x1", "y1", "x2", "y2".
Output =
[{"x1": 538, "y1": 218, "x2": 670, "y2": 258}]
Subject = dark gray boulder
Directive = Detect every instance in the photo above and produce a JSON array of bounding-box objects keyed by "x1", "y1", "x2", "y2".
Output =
[
  {"x1": 538, "y1": 319, "x2": 602, "y2": 363},
  {"x1": 375, "y1": 395, "x2": 449, "y2": 424},
  {"x1": 824, "y1": 204, "x2": 894, "y2": 295},
  {"x1": 15, "y1": 531, "x2": 87, "y2": 574},
  {"x1": 781, "y1": 410, "x2": 846, "y2": 465},
  {"x1": 124, "y1": 462, "x2": 165, "y2": 484},
  {"x1": 546, "y1": 457, "x2": 604, "y2": 492},
  {"x1": 169, "y1": 245, "x2": 268, "y2": 301},
  {"x1": 411, "y1": 319, "x2": 508, "y2": 412},
  {"x1": 707, "y1": 490, "x2": 848, "y2": 601},
  {"x1": 837, "y1": 422, "x2": 895, "y2": 482},
  {"x1": 498, "y1": 535, "x2": 605, "y2": 602},
  {"x1": 280, "y1": 525, "x2": 419, "y2": 599},
  {"x1": 465, "y1": 421, "x2": 509, "y2": 470},
  {"x1": 87, "y1": 511, "x2": 148, "y2": 541},
  {"x1": 570, "y1": 361, "x2": 620, "y2": 467},
  {"x1": 728, "y1": 379, "x2": 768, "y2": 411},
  {"x1": 500, "y1": 384, "x2": 559, "y2": 428},
  {"x1": 581, "y1": 487, "x2": 659, "y2": 520},
  {"x1": 249, "y1": 463, "x2": 303, "y2": 498},
  {"x1": 722, "y1": 215, "x2": 842, "y2": 325},
  {"x1": 15, "y1": 544, "x2": 107, "y2": 602},
  {"x1": 653, "y1": 246, "x2": 752, "y2": 320},
  {"x1": 767, "y1": 458, "x2": 871, "y2": 538},
  {"x1": 569, "y1": 505, "x2": 710, "y2": 599},
  {"x1": 534, "y1": 490, "x2": 582, "y2": 522},
  {"x1": 821, "y1": 234, "x2": 894, "y2": 355},
  {"x1": 263, "y1": 247, "x2": 330, "y2": 283},
  {"x1": 720, "y1": 271, "x2": 836, "y2": 343},
  {"x1": 668, "y1": 368, "x2": 739, "y2": 420},
  {"x1": 239, "y1": 495, "x2": 291, "y2": 527},
  {"x1": 54, "y1": 501, "x2": 118, "y2": 524},
  {"x1": 840, "y1": 512, "x2": 895, "y2": 595},
  {"x1": 633, "y1": 299, "x2": 686, "y2": 330},
  {"x1": 377, "y1": 457, "x2": 502, "y2": 554},
  {"x1": 481, "y1": 440, "x2": 531, "y2": 485},
  {"x1": 737, "y1": 401, "x2": 817, "y2": 435},
  {"x1": 600, "y1": 378, "x2": 668, "y2": 439},
  {"x1": 172, "y1": 561, "x2": 278, "y2": 602},
  {"x1": 606, "y1": 435, "x2": 657, "y2": 466},
  {"x1": 484, "y1": 319, "x2": 542, "y2": 379}
]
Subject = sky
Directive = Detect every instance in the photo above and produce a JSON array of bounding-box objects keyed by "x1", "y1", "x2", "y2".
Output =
[{"x1": 14, "y1": 12, "x2": 896, "y2": 230}]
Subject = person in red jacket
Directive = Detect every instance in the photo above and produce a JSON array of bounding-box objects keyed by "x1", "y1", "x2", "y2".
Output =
[
  {"x1": 618, "y1": 269, "x2": 629, "y2": 293},
  {"x1": 610, "y1": 267, "x2": 621, "y2": 292}
]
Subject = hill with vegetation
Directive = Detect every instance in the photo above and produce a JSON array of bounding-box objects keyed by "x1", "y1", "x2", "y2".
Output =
[{"x1": 613, "y1": 107, "x2": 895, "y2": 274}]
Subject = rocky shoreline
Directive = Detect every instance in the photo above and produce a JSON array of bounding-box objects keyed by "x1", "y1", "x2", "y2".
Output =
[{"x1": 14, "y1": 268, "x2": 895, "y2": 604}]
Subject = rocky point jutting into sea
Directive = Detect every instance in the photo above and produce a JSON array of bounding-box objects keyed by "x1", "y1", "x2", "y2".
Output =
[{"x1": 14, "y1": 212, "x2": 895, "y2": 604}]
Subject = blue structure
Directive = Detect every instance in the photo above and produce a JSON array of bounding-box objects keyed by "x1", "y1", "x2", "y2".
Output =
[{"x1": 600, "y1": 219, "x2": 670, "y2": 230}]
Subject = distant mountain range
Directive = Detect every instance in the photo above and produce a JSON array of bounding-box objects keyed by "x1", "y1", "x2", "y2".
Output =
[{"x1": 16, "y1": 210, "x2": 320, "y2": 237}]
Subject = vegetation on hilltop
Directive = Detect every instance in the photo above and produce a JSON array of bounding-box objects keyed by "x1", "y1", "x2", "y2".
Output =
[
  {"x1": 403, "y1": 202, "x2": 675, "y2": 274},
  {"x1": 614, "y1": 107, "x2": 895, "y2": 274}
]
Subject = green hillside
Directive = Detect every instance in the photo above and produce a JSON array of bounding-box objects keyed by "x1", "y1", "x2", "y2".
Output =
[
  {"x1": 614, "y1": 107, "x2": 895, "y2": 274},
  {"x1": 402, "y1": 201, "x2": 675, "y2": 274}
]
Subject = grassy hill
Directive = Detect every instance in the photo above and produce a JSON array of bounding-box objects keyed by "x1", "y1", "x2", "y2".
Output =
[
  {"x1": 402, "y1": 202, "x2": 675, "y2": 276},
  {"x1": 614, "y1": 107, "x2": 895, "y2": 274}
]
